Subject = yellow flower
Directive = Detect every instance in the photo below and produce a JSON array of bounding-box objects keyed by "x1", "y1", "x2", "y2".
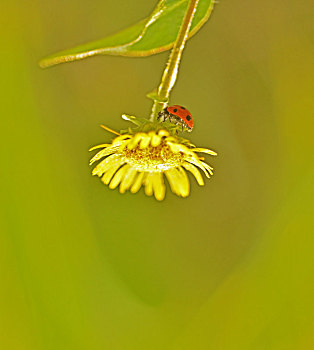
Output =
[{"x1": 89, "y1": 124, "x2": 217, "y2": 201}]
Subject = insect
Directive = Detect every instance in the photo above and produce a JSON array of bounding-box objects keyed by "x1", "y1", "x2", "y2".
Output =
[{"x1": 157, "y1": 105, "x2": 193, "y2": 132}]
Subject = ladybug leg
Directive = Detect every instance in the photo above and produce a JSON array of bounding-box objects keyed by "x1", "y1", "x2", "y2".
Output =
[
  {"x1": 158, "y1": 112, "x2": 165, "y2": 122},
  {"x1": 157, "y1": 112, "x2": 164, "y2": 121}
]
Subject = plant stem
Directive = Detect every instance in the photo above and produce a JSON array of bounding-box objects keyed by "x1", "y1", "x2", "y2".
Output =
[{"x1": 150, "y1": 0, "x2": 200, "y2": 121}]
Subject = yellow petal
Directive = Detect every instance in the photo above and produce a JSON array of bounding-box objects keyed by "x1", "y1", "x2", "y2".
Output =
[
  {"x1": 186, "y1": 157, "x2": 211, "y2": 178},
  {"x1": 177, "y1": 167, "x2": 190, "y2": 197},
  {"x1": 200, "y1": 160, "x2": 214, "y2": 175},
  {"x1": 89, "y1": 145, "x2": 120, "y2": 165},
  {"x1": 89, "y1": 144, "x2": 111, "y2": 151},
  {"x1": 144, "y1": 173, "x2": 154, "y2": 196},
  {"x1": 152, "y1": 173, "x2": 166, "y2": 201},
  {"x1": 167, "y1": 142, "x2": 180, "y2": 153},
  {"x1": 158, "y1": 129, "x2": 169, "y2": 138},
  {"x1": 151, "y1": 133, "x2": 161, "y2": 147},
  {"x1": 139, "y1": 135, "x2": 151, "y2": 149},
  {"x1": 193, "y1": 147, "x2": 217, "y2": 156},
  {"x1": 182, "y1": 162, "x2": 204, "y2": 186},
  {"x1": 92, "y1": 154, "x2": 122, "y2": 176},
  {"x1": 167, "y1": 142, "x2": 193, "y2": 156},
  {"x1": 165, "y1": 168, "x2": 189, "y2": 197},
  {"x1": 109, "y1": 164, "x2": 129, "y2": 189},
  {"x1": 118, "y1": 141, "x2": 129, "y2": 152},
  {"x1": 165, "y1": 169, "x2": 180, "y2": 196},
  {"x1": 101, "y1": 163, "x2": 123, "y2": 185},
  {"x1": 112, "y1": 134, "x2": 132, "y2": 144},
  {"x1": 127, "y1": 133, "x2": 144, "y2": 150},
  {"x1": 119, "y1": 167, "x2": 137, "y2": 193},
  {"x1": 130, "y1": 172, "x2": 145, "y2": 193}
]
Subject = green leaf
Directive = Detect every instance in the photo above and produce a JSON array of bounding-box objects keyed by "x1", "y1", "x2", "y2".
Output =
[{"x1": 39, "y1": 0, "x2": 215, "y2": 68}]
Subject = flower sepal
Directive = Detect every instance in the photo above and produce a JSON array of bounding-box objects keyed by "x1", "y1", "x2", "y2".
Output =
[{"x1": 121, "y1": 114, "x2": 184, "y2": 136}]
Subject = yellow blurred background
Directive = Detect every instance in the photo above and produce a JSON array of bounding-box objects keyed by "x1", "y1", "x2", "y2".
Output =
[{"x1": 1, "y1": 1, "x2": 313, "y2": 349}]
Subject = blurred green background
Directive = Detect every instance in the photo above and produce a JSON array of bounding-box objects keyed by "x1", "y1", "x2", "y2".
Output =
[{"x1": 1, "y1": 1, "x2": 313, "y2": 349}]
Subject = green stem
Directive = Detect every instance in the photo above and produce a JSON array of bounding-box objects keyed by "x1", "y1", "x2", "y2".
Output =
[{"x1": 150, "y1": 0, "x2": 200, "y2": 122}]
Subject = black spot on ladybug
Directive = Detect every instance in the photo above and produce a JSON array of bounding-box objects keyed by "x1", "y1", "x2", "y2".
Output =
[
  {"x1": 173, "y1": 108, "x2": 177, "y2": 112},
  {"x1": 180, "y1": 106, "x2": 185, "y2": 109},
  {"x1": 186, "y1": 115, "x2": 191, "y2": 121}
]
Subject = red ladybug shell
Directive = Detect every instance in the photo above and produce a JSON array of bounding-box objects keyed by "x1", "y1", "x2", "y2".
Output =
[{"x1": 166, "y1": 105, "x2": 194, "y2": 130}]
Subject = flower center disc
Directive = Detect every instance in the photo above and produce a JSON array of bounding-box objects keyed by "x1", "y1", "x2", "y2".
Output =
[{"x1": 123, "y1": 142, "x2": 183, "y2": 173}]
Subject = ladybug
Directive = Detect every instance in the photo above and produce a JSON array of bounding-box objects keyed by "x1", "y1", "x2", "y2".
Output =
[{"x1": 157, "y1": 105, "x2": 193, "y2": 132}]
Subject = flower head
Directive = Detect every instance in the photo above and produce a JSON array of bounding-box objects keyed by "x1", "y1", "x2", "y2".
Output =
[{"x1": 89, "y1": 117, "x2": 216, "y2": 201}]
